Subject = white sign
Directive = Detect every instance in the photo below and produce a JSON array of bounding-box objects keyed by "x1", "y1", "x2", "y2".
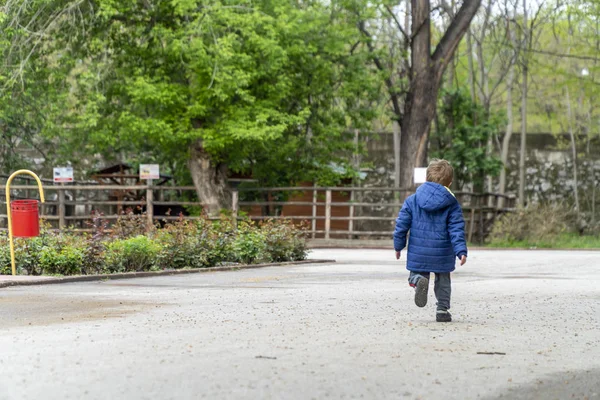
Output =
[
  {"x1": 140, "y1": 164, "x2": 160, "y2": 180},
  {"x1": 53, "y1": 167, "x2": 74, "y2": 183},
  {"x1": 414, "y1": 168, "x2": 427, "y2": 184}
]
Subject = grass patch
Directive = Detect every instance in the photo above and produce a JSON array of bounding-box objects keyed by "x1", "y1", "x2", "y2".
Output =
[{"x1": 486, "y1": 233, "x2": 600, "y2": 249}]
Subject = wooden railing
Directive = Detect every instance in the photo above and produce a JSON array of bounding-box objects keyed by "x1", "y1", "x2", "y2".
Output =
[{"x1": 0, "y1": 184, "x2": 516, "y2": 243}]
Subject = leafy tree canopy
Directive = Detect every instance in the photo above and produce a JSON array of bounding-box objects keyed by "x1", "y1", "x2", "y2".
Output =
[{"x1": 1, "y1": 0, "x2": 381, "y2": 189}]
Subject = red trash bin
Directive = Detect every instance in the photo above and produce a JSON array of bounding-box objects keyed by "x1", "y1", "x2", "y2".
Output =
[{"x1": 11, "y1": 200, "x2": 40, "y2": 237}]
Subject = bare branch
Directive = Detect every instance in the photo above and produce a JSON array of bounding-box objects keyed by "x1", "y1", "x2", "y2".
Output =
[
  {"x1": 432, "y1": 0, "x2": 482, "y2": 79},
  {"x1": 383, "y1": 5, "x2": 410, "y2": 44}
]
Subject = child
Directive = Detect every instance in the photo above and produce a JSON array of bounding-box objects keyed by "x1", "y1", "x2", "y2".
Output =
[{"x1": 393, "y1": 159, "x2": 467, "y2": 322}]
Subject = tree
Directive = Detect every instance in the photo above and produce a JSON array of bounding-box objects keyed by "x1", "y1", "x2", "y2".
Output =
[
  {"x1": 518, "y1": 0, "x2": 529, "y2": 207},
  {"x1": 353, "y1": 0, "x2": 482, "y2": 193},
  {"x1": 1, "y1": 0, "x2": 380, "y2": 215},
  {"x1": 0, "y1": 0, "x2": 83, "y2": 175},
  {"x1": 498, "y1": 10, "x2": 518, "y2": 206},
  {"x1": 431, "y1": 89, "x2": 504, "y2": 190},
  {"x1": 399, "y1": 0, "x2": 482, "y2": 194}
]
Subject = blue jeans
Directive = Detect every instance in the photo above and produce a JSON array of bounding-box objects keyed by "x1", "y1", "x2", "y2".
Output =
[{"x1": 408, "y1": 271, "x2": 451, "y2": 311}]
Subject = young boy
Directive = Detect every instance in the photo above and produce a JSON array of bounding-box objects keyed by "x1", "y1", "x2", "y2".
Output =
[{"x1": 393, "y1": 159, "x2": 468, "y2": 322}]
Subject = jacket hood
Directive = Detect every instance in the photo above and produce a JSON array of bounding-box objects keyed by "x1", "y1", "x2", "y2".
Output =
[{"x1": 415, "y1": 182, "x2": 457, "y2": 212}]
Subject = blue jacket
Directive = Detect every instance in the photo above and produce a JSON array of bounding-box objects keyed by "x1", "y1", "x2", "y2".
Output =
[{"x1": 393, "y1": 182, "x2": 468, "y2": 273}]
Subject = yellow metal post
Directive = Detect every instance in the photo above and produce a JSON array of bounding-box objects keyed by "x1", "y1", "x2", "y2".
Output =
[{"x1": 5, "y1": 170, "x2": 45, "y2": 276}]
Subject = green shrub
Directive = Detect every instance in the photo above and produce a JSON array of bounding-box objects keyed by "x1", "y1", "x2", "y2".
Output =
[
  {"x1": 0, "y1": 234, "x2": 12, "y2": 274},
  {"x1": 203, "y1": 217, "x2": 235, "y2": 265},
  {"x1": 232, "y1": 221, "x2": 270, "y2": 264},
  {"x1": 82, "y1": 212, "x2": 109, "y2": 275},
  {"x1": 33, "y1": 232, "x2": 87, "y2": 275},
  {"x1": 38, "y1": 244, "x2": 85, "y2": 275},
  {"x1": 14, "y1": 237, "x2": 47, "y2": 275},
  {"x1": 0, "y1": 214, "x2": 307, "y2": 275},
  {"x1": 155, "y1": 218, "x2": 209, "y2": 269},
  {"x1": 0, "y1": 231, "x2": 47, "y2": 275},
  {"x1": 260, "y1": 219, "x2": 308, "y2": 262},
  {"x1": 104, "y1": 235, "x2": 162, "y2": 273}
]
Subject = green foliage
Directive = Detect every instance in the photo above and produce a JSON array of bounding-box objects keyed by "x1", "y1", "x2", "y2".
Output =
[
  {"x1": 487, "y1": 233, "x2": 600, "y2": 249},
  {"x1": 0, "y1": 214, "x2": 307, "y2": 276},
  {"x1": 104, "y1": 235, "x2": 162, "y2": 273},
  {"x1": 0, "y1": 228, "x2": 88, "y2": 275},
  {"x1": 232, "y1": 221, "x2": 270, "y2": 265},
  {"x1": 155, "y1": 218, "x2": 211, "y2": 269},
  {"x1": 12, "y1": 236, "x2": 49, "y2": 276},
  {"x1": 0, "y1": 234, "x2": 12, "y2": 275},
  {"x1": 38, "y1": 242, "x2": 86, "y2": 276},
  {"x1": 202, "y1": 217, "x2": 236, "y2": 266},
  {"x1": 0, "y1": 0, "x2": 380, "y2": 187},
  {"x1": 260, "y1": 219, "x2": 308, "y2": 262},
  {"x1": 230, "y1": 219, "x2": 307, "y2": 264},
  {"x1": 431, "y1": 90, "x2": 504, "y2": 190},
  {"x1": 449, "y1": 2, "x2": 600, "y2": 138}
]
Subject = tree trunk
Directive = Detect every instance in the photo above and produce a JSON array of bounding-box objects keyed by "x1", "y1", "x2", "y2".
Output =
[
  {"x1": 474, "y1": 2, "x2": 493, "y2": 197},
  {"x1": 498, "y1": 27, "x2": 515, "y2": 207},
  {"x1": 398, "y1": 0, "x2": 481, "y2": 194},
  {"x1": 467, "y1": 29, "x2": 477, "y2": 102},
  {"x1": 393, "y1": 119, "x2": 402, "y2": 189},
  {"x1": 188, "y1": 139, "x2": 230, "y2": 217},
  {"x1": 400, "y1": 70, "x2": 438, "y2": 191},
  {"x1": 518, "y1": 0, "x2": 528, "y2": 208},
  {"x1": 565, "y1": 87, "x2": 580, "y2": 216},
  {"x1": 564, "y1": 20, "x2": 580, "y2": 219}
]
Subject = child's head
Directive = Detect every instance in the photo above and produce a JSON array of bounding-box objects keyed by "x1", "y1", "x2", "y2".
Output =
[{"x1": 426, "y1": 159, "x2": 453, "y2": 187}]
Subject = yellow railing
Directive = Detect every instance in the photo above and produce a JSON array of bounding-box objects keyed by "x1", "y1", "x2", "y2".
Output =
[{"x1": 5, "y1": 170, "x2": 45, "y2": 276}]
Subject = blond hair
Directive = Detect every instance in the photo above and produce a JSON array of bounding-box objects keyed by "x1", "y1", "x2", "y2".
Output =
[{"x1": 426, "y1": 159, "x2": 453, "y2": 187}]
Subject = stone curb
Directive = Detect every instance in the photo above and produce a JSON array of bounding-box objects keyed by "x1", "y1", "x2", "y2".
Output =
[{"x1": 0, "y1": 259, "x2": 335, "y2": 289}]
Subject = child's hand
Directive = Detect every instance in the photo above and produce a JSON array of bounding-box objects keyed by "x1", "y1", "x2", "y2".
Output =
[
  {"x1": 460, "y1": 255, "x2": 467, "y2": 266},
  {"x1": 395, "y1": 251, "x2": 401, "y2": 260}
]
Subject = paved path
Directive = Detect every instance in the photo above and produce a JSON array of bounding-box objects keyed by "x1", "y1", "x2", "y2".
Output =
[{"x1": 1, "y1": 250, "x2": 599, "y2": 400}]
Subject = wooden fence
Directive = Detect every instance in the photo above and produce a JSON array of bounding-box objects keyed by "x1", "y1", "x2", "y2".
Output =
[{"x1": 0, "y1": 184, "x2": 516, "y2": 243}]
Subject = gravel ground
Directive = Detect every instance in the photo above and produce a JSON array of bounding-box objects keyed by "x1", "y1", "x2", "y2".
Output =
[{"x1": 0, "y1": 249, "x2": 599, "y2": 400}]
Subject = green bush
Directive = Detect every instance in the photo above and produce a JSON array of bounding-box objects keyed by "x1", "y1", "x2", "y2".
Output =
[
  {"x1": 233, "y1": 221, "x2": 270, "y2": 264},
  {"x1": 0, "y1": 234, "x2": 12, "y2": 275},
  {"x1": 104, "y1": 235, "x2": 162, "y2": 273},
  {"x1": 205, "y1": 217, "x2": 235, "y2": 265},
  {"x1": 155, "y1": 218, "x2": 209, "y2": 269},
  {"x1": 0, "y1": 231, "x2": 47, "y2": 275},
  {"x1": 260, "y1": 219, "x2": 308, "y2": 262},
  {"x1": 14, "y1": 237, "x2": 47, "y2": 275},
  {"x1": 0, "y1": 215, "x2": 307, "y2": 276},
  {"x1": 38, "y1": 244, "x2": 85, "y2": 275}
]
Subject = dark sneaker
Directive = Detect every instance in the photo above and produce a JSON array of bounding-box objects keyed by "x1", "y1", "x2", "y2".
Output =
[
  {"x1": 414, "y1": 277, "x2": 429, "y2": 308},
  {"x1": 436, "y1": 310, "x2": 452, "y2": 322}
]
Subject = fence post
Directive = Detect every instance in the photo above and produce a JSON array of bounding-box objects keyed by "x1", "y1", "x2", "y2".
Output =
[
  {"x1": 478, "y1": 207, "x2": 484, "y2": 244},
  {"x1": 232, "y1": 190, "x2": 239, "y2": 228},
  {"x1": 311, "y1": 184, "x2": 317, "y2": 239},
  {"x1": 146, "y1": 180, "x2": 154, "y2": 229},
  {"x1": 348, "y1": 189, "x2": 354, "y2": 239},
  {"x1": 468, "y1": 208, "x2": 475, "y2": 244},
  {"x1": 325, "y1": 189, "x2": 332, "y2": 239},
  {"x1": 58, "y1": 186, "x2": 66, "y2": 230}
]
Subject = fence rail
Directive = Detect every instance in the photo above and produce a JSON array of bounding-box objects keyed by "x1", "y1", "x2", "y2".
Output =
[{"x1": 0, "y1": 184, "x2": 516, "y2": 243}]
